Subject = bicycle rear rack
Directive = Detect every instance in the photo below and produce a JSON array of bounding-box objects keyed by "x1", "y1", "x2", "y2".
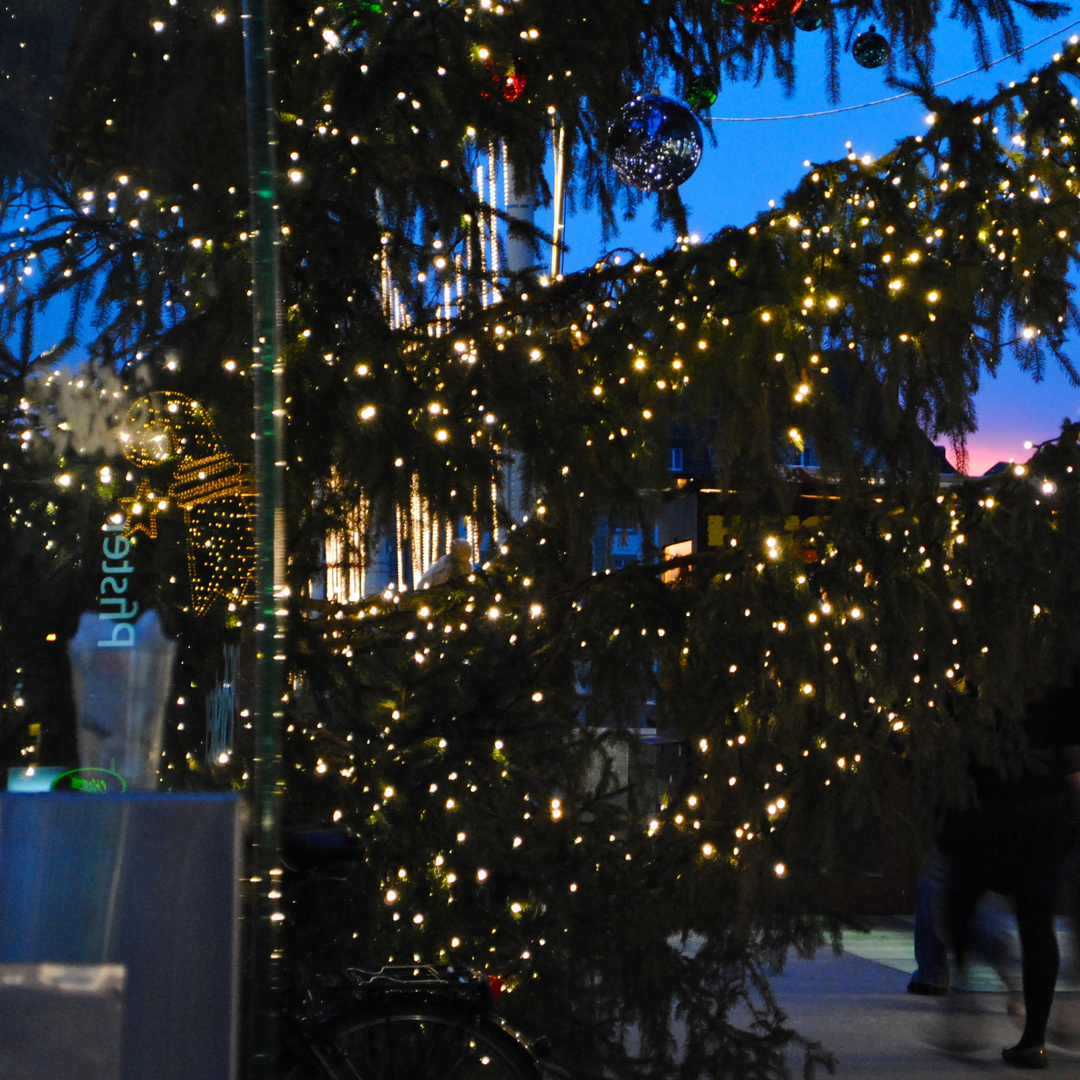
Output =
[{"x1": 344, "y1": 965, "x2": 498, "y2": 1005}]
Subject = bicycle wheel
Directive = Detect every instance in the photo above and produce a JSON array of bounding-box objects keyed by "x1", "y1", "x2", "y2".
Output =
[{"x1": 284, "y1": 996, "x2": 543, "y2": 1080}]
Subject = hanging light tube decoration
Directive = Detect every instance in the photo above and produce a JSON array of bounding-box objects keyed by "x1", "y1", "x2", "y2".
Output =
[
  {"x1": 551, "y1": 117, "x2": 567, "y2": 278},
  {"x1": 206, "y1": 644, "x2": 239, "y2": 766},
  {"x1": 324, "y1": 138, "x2": 533, "y2": 604}
]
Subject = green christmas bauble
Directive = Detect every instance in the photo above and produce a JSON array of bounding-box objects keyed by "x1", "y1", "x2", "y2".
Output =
[
  {"x1": 852, "y1": 26, "x2": 889, "y2": 68},
  {"x1": 686, "y1": 76, "x2": 718, "y2": 111}
]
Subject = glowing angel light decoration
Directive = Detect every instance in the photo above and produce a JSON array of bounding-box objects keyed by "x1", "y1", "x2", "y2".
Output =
[{"x1": 120, "y1": 391, "x2": 256, "y2": 615}]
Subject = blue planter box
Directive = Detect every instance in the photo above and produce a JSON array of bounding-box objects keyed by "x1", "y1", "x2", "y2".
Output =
[{"x1": 0, "y1": 793, "x2": 239, "y2": 1080}]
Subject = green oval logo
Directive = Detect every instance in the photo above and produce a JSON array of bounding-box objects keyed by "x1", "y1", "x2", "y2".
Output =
[{"x1": 51, "y1": 768, "x2": 128, "y2": 794}]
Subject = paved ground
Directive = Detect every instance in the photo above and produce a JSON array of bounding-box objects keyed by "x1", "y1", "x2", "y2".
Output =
[{"x1": 771, "y1": 918, "x2": 1080, "y2": 1078}]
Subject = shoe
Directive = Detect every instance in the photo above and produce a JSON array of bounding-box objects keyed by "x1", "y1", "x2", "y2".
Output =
[
  {"x1": 907, "y1": 980, "x2": 948, "y2": 996},
  {"x1": 1001, "y1": 1044, "x2": 1047, "y2": 1069},
  {"x1": 926, "y1": 988, "x2": 991, "y2": 1056}
]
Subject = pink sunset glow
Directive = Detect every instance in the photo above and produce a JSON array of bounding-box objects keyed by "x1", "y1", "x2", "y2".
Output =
[{"x1": 957, "y1": 365, "x2": 1080, "y2": 477}]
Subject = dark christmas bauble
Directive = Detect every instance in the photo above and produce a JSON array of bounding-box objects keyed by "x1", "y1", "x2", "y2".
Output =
[
  {"x1": 852, "y1": 26, "x2": 889, "y2": 68},
  {"x1": 792, "y1": 3, "x2": 823, "y2": 31},
  {"x1": 686, "y1": 76, "x2": 718, "y2": 111},
  {"x1": 734, "y1": 0, "x2": 803, "y2": 25},
  {"x1": 608, "y1": 95, "x2": 703, "y2": 192}
]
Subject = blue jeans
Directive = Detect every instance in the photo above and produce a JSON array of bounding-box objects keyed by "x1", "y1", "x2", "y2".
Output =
[
  {"x1": 912, "y1": 852, "x2": 950, "y2": 988},
  {"x1": 912, "y1": 851, "x2": 1020, "y2": 990}
]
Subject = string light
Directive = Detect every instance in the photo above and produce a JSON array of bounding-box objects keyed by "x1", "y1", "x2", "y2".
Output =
[{"x1": 10, "y1": 10, "x2": 1080, "y2": 1070}]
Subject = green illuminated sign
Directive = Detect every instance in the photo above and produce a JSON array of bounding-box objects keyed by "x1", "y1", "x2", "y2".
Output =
[{"x1": 51, "y1": 768, "x2": 128, "y2": 794}]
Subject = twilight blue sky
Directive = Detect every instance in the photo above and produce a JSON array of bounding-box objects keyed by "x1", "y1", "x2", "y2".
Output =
[
  {"x1": 23, "y1": 8, "x2": 1080, "y2": 475},
  {"x1": 552, "y1": 9, "x2": 1080, "y2": 475}
]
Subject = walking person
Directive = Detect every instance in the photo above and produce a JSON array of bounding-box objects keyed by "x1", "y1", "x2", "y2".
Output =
[
  {"x1": 909, "y1": 850, "x2": 1021, "y2": 1007},
  {"x1": 942, "y1": 682, "x2": 1080, "y2": 1069}
]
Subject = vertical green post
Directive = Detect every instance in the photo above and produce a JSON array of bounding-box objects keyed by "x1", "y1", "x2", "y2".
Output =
[{"x1": 242, "y1": 0, "x2": 285, "y2": 1074}]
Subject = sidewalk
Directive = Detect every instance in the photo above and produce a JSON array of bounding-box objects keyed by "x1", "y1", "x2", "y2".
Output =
[{"x1": 771, "y1": 919, "x2": 1080, "y2": 1078}]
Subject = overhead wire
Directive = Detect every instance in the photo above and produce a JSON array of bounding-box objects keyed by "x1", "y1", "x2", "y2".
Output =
[{"x1": 707, "y1": 17, "x2": 1080, "y2": 122}]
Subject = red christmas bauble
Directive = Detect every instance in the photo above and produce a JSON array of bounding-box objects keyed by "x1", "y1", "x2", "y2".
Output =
[
  {"x1": 735, "y1": 0, "x2": 803, "y2": 25},
  {"x1": 484, "y1": 59, "x2": 527, "y2": 102},
  {"x1": 501, "y1": 67, "x2": 526, "y2": 102}
]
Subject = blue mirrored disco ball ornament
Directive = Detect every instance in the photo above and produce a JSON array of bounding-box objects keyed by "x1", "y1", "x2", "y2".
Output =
[
  {"x1": 608, "y1": 95, "x2": 704, "y2": 192},
  {"x1": 852, "y1": 25, "x2": 889, "y2": 68}
]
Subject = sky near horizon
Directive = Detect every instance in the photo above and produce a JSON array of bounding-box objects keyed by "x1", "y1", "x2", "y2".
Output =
[{"x1": 551, "y1": 8, "x2": 1080, "y2": 477}]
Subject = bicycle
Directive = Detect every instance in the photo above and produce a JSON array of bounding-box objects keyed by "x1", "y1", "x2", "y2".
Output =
[{"x1": 275, "y1": 826, "x2": 554, "y2": 1080}]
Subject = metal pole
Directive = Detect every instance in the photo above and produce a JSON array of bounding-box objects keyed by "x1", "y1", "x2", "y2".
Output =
[
  {"x1": 503, "y1": 146, "x2": 536, "y2": 276},
  {"x1": 241, "y1": 0, "x2": 285, "y2": 1074}
]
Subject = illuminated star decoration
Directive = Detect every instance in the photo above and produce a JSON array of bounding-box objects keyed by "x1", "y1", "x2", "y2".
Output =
[
  {"x1": 118, "y1": 476, "x2": 166, "y2": 538},
  {"x1": 121, "y1": 392, "x2": 256, "y2": 616}
]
